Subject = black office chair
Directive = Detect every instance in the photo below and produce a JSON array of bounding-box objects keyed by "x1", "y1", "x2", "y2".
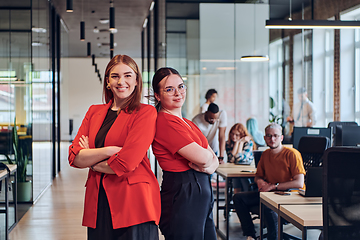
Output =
[
  {"x1": 327, "y1": 121, "x2": 358, "y2": 146},
  {"x1": 297, "y1": 136, "x2": 331, "y2": 172},
  {"x1": 322, "y1": 147, "x2": 360, "y2": 240}
]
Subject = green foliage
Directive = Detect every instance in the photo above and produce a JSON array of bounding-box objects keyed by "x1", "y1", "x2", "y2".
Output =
[
  {"x1": 269, "y1": 97, "x2": 283, "y2": 124},
  {"x1": 6, "y1": 118, "x2": 29, "y2": 182}
]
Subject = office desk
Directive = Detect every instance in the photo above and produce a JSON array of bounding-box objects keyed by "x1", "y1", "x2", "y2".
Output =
[
  {"x1": 279, "y1": 204, "x2": 322, "y2": 240},
  {"x1": 0, "y1": 164, "x2": 17, "y2": 240},
  {"x1": 215, "y1": 165, "x2": 256, "y2": 240},
  {"x1": 259, "y1": 192, "x2": 322, "y2": 240}
]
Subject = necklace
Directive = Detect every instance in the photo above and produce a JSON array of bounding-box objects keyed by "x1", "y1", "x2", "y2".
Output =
[{"x1": 162, "y1": 108, "x2": 192, "y2": 129}]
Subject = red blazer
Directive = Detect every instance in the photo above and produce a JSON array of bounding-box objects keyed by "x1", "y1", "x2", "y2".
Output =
[{"x1": 68, "y1": 101, "x2": 161, "y2": 229}]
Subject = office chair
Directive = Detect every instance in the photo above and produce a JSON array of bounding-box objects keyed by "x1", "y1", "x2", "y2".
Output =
[
  {"x1": 327, "y1": 121, "x2": 358, "y2": 146},
  {"x1": 297, "y1": 136, "x2": 331, "y2": 171},
  {"x1": 323, "y1": 147, "x2": 360, "y2": 240}
]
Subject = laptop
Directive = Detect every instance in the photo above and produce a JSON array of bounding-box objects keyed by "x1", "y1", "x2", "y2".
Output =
[{"x1": 299, "y1": 167, "x2": 323, "y2": 197}]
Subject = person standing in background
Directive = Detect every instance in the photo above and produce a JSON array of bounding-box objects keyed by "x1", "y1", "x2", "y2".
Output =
[
  {"x1": 152, "y1": 67, "x2": 219, "y2": 240},
  {"x1": 193, "y1": 103, "x2": 227, "y2": 163},
  {"x1": 201, "y1": 89, "x2": 218, "y2": 113},
  {"x1": 287, "y1": 87, "x2": 316, "y2": 127},
  {"x1": 68, "y1": 55, "x2": 161, "y2": 240}
]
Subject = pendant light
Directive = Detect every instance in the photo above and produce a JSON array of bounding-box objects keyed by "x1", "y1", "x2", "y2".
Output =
[
  {"x1": 266, "y1": 0, "x2": 360, "y2": 29},
  {"x1": 87, "y1": 42, "x2": 91, "y2": 57},
  {"x1": 240, "y1": 2, "x2": 269, "y2": 62},
  {"x1": 66, "y1": 0, "x2": 73, "y2": 12},
  {"x1": 80, "y1": 0, "x2": 85, "y2": 41},
  {"x1": 110, "y1": 1, "x2": 115, "y2": 30},
  {"x1": 110, "y1": 33, "x2": 114, "y2": 51}
]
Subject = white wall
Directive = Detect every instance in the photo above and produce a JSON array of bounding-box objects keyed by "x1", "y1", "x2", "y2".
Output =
[{"x1": 61, "y1": 57, "x2": 142, "y2": 140}]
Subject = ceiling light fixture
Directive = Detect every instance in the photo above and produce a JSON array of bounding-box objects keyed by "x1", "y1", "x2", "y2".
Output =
[
  {"x1": 32, "y1": 27, "x2": 47, "y2": 33},
  {"x1": 80, "y1": 21, "x2": 85, "y2": 41},
  {"x1": 66, "y1": 0, "x2": 73, "y2": 12},
  {"x1": 93, "y1": 26, "x2": 99, "y2": 33},
  {"x1": 110, "y1": 33, "x2": 114, "y2": 51},
  {"x1": 80, "y1": 0, "x2": 85, "y2": 41},
  {"x1": 149, "y1": 1, "x2": 155, "y2": 11},
  {"x1": 87, "y1": 42, "x2": 91, "y2": 57},
  {"x1": 99, "y1": 19, "x2": 109, "y2": 24},
  {"x1": 110, "y1": 1, "x2": 115, "y2": 30},
  {"x1": 265, "y1": 19, "x2": 360, "y2": 29},
  {"x1": 240, "y1": 2, "x2": 269, "y2": 62}
]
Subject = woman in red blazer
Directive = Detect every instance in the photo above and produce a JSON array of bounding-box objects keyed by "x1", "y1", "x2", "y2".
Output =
[{"x1": 68, "y1": 55, "x2": 160, "y2": 240}]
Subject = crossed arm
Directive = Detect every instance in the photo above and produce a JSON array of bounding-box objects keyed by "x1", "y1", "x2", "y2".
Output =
[
  {"x1": 178, "y1": 142, "x2": 219, "y2": 175},
  {"x1": 255, "y1": 174, "x2": 304, "y2": 192},
  {"x1": 72, "y1": 135, "x2": 120, "y2": 174}
]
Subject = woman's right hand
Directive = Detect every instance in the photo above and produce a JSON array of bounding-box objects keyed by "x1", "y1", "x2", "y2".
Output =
[
  {"x1": 79, "y1": 135, "x2": 89, "y2": 149},
  {"x1": 105, "y1": 146, "x2": 122, "y2": 156}
]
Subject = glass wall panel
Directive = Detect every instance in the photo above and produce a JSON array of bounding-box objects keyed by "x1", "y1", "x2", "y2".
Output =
[{"x1": 32, "y1": 0, "x2": 52, "y2": 200}]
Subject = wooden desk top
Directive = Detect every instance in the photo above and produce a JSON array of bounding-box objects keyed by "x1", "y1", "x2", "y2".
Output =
[
  {"x1": 0, "y1": 164, "x2": 17, "y2": 179},
  {"x1": 280, "y1": 204, "x2": 322, "y2": 227},
  {"x1": 217, "y1": 162, "x2": 255, "y2": 168},
  {"x1": 260, "y1": 192, "x2": 322, "y2": 209},
  {"x1": 216, "y1": 166, "x2": 256, "y2": 178}
]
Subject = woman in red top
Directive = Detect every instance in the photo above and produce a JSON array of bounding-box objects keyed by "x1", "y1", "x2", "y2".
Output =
[
  {"x1": 152, "y1": 67, "x2": 219, "y2": 239},
  {"x1": 68, "y1": 55, "x2": 160, "y2": 240}
]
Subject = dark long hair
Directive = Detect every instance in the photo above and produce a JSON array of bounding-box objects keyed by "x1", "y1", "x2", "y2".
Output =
[
  {"x1": 151, "y1": 67, "x2": 182, "y2": 111},
  {"x1": 103, "y1": 54, "x2": 142, "y2": 113}
]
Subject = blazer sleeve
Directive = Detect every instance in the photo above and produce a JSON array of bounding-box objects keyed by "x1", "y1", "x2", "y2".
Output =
[
  {"x1": 68, "y1": 105, "x2": 93, "y2": 167},
  {"x1": 107, "y1": 105, "x2": 157, "y2": 177}
]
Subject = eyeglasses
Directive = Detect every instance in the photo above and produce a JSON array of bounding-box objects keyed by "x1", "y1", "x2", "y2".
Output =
[
  {"x1": 265, "y1": 134, "x2": 281, "y2": 139},
  {"x1": 163, "y1": 84, "x2": 187, "y2": 95}
]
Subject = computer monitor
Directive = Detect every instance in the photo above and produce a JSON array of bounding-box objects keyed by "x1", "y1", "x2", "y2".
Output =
[
  {"x1": 340, "y1": 126, "x2": 360, "y2": 146},
  {"x1": 328, "y1": 121, "x2": 358, "y2": 146},
  {"x1": 292, "y1": 127, "x2": 331, "y2": 150}
]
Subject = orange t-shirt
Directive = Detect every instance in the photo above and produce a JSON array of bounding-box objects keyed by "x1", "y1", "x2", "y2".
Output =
[
  {"x1": 256, "y1": 147, "x2": 306, "y2": 188},
  {"x1": 152, "y1": 112, "x2": 209, "y2": 172}
]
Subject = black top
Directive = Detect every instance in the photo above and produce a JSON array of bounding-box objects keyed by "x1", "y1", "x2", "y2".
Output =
[{"x1": 95, "y1": 108, "x2": 118, "y2": 148}]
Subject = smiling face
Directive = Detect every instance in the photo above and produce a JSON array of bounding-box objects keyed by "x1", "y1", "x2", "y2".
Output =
[
  {"x1": 107, "y1": 63, "x2": 137, "y2": 107},
  {"x1": 155, "y1": 74, "x2": 186, "y2": 111}
]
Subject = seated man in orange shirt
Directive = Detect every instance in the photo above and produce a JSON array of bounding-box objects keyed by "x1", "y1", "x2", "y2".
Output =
[{"x1": 233, "y1": 123, "x2": 305, "y2": 240}]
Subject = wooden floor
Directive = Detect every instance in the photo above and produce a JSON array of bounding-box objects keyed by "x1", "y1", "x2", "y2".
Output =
[
  {"x1": 8, "y1": 148, "x2": 320, "y2": 240},
  {"x1": 9, "y1": 158, "x2": 88, "y2": 240}
]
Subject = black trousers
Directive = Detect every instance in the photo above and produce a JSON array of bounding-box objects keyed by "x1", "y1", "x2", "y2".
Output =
[
  {"x1": 88, "y1": 175, "x2": 159, "y2": 240},
  {"x1": 233, "y1": 191, "x2": 278, "y2": 240},
  {"x1": 159, "y1": 169, "x2": 217, "y2": 240}
]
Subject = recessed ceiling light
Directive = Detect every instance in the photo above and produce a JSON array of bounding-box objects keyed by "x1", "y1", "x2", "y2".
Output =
[
  {"x1": 93, "y1": 26, "x2": 99, "y2": 33},
  {"x1": 32, "y1": 42, "x2": 43, "y2": 46},
  {"x1": 32, "y1": 27, "x2": 47, "y2": 33},
  {"x1": 99, "y1": 19, "x2": 109, "y2": 24}
]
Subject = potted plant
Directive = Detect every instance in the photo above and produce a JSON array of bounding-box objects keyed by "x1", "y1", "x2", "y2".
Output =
[{"x1": 5, "y1": 118, "x2": 31, "y2": 202}]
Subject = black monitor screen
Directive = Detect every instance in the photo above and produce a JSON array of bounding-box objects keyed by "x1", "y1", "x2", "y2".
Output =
[
  {"x1": 292, "y1": 127, "x2": 331, "y2": 150},
  {"x1": 341, "y1": 126, "x2": 360, "y2": 146}
]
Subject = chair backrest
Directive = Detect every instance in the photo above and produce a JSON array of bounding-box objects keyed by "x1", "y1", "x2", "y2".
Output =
[
  {"x1": 322, "y1": 147, "x2": 360, "y2": 240},
  {"x1": 253, "y1": 150, "x2": 263, "y2": 167},
  {"x1": 293, "y1": 127, "x2": 332, "y2": 150},
  {"x1": 327, "y1": 121, "x2": 358, "y2": 146},
  {"x1": 298, "y1": 136, "x2": 331, "y2": 171},
  {"x1": 0, "y1": 131, "x2": 13, "y2": 155}
]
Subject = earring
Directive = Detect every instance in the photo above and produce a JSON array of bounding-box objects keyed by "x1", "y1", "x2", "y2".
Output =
[{"x1": 106, "y1": 84, "x2": 110, "y2": 89}]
